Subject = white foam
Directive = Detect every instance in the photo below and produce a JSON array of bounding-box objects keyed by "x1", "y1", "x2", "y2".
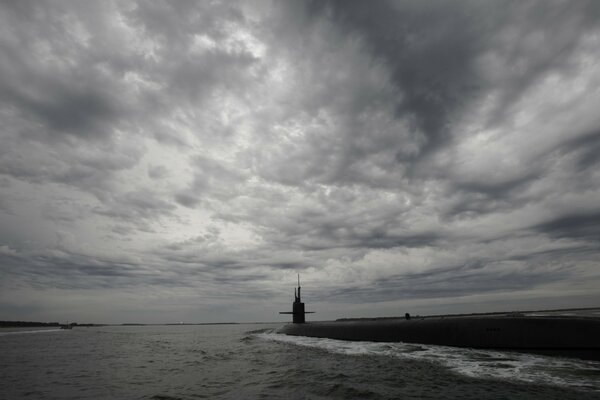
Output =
[{"x1": 256, "y1": 333, "x2": 600, "y2": 391}]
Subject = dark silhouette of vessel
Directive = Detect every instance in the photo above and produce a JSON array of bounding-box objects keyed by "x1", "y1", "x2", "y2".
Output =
[
  {"x1": 279, "y1": 275, "x2": 314, "y2": 323},
  {"x1": 278, "y1": 282, "x2": 600, "y2": 361}
]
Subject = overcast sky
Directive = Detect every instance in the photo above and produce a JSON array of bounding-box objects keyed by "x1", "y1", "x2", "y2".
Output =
[{"x1": 1, "y1": 1, "x2": 600, "y2": 324}]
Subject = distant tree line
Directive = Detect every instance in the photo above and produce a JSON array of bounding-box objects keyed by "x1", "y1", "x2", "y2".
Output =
[{"x1": 0, "y1": 321, "x2": 60, "y2": 327}]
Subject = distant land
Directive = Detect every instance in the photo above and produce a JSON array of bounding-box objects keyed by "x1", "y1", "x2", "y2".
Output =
[
  {"x1": 0, "y1": 321, "x2": 241, "y2": 327},
  {"x1": 122, "y1": 322, "x2": 240, "y2": 326},
  {"x1": 336, "y1": 307, "x2": 600, "y2": 321},
  {"x1": 0, "y1": 321, "x2": 60, "y2": 328},
  {"x1": 0, "y1": 321, "x2": 103, "y2": 328},
  {"x1": 3, "y1": 307, "x2": 598, "y2": 328}
]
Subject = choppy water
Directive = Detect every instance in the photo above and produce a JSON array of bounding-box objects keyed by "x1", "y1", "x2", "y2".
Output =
[{"x1": 1, "y1": 324, "x2": 599, "y2": 399}]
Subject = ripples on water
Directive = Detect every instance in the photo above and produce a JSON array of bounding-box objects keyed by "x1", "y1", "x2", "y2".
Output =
[{"x1": 0, "y1": 325, "x2": 599, "y2": 399}]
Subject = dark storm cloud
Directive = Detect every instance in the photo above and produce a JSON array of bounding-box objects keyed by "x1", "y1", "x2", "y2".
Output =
[
  {"x1": 441, "y1": 176, "x2": 538, "y2": 221},
  {"x1": 326, "y1": 267, "x2": 565, "y2": 304},
  {"x1": 174, "y1": 192, "x2": 200, "y2": 209},
  {"x1": 480, "y1": 2, "x2": 600, "y2": 128},
  {"x1": 0, "y1": 0, "x2": 259, "y2": 181},
  {"x1": 93, "y1": 189, "x2": 176, "y2": 228},
  {"x1": 559, "y1": 130, "x2": 600, "y2": 172},
  {"x1": 122, "y1": 1, "x2": 261, "y2": 119},
  {"x1": 0, "y1": 2, "x2": 126, "y2": 142},
  {"x1": 0, "y1": 242, "x2": 224, "y2": 291},
  {"x1": 299, "y1": 0, "x2": 600, "y2": 186},
  {"x1": 323, "y1": 257, "x2": 571, "y2": 304},
  {"x1": 305, "y1": 0, "x2": 494, "y2": 160},
  {"x1": 0, "y1": 136, "x2": 144, "y2": 211},
  {"x1": 533, "y1": 212, "x2": 600, "y2": 242},
  {"x1": 3, "y1": 81, "x2": 120, "y2": 140},
  {"x1": 0, "y1": 141, "x2": 138, "y2": 185},
  {"x1": 0, "y1": 247, "x2": 140, "y2": 290},
  {"x1": 268, "y1": 213, "x2": 441, "y2": 252},
  {"x1": 175, "y1": 155, "x2": 249, "y2": 208}
]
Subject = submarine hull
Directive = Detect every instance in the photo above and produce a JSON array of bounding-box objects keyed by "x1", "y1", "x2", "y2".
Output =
[{"x1": 278, "y1": 316, "x2": 600, "y2": 361}]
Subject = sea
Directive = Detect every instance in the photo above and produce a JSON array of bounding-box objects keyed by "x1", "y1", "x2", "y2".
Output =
[{"x1": 1, "y1": 324, "x2": 599, "y2": 399}]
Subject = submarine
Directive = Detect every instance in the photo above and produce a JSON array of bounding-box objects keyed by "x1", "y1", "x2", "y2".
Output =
[{"x1": 278, "y1": 280, "x2": 600, "y2": 361}]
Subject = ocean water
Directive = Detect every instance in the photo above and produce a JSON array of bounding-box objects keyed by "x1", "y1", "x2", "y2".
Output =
[{"x1": 1, "y1": 324, "x2": 599, "y2": 399}]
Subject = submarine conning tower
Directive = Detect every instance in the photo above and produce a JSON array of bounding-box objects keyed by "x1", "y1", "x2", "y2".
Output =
[{"x1": 279, "y1": 274, "x2": 314, "y2": 323}]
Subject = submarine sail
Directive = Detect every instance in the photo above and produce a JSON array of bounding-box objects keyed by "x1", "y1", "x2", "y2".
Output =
[{"x1": 279, "y1": 274, "x2": 315, "y2": 323}]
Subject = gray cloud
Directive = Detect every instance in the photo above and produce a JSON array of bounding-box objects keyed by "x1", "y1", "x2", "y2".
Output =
[
  {"x1": 304, "y1": 0, "x2": 494, "y2": 161},
  {"x1": 0, "y1": 3, "x2": 126, "y2": 142},
  {"x1": 94, "y1": 189, "x2": 176, "y2": 225},
  {"x1": 148, "y1": 165, "x2": 168, "y2": 180},
  {"x1": 533, "y1": 212, "x2": 600, "y2": 242},
  {"x1": 1, "y1": 0, "x2": 599, "y2": 323}
]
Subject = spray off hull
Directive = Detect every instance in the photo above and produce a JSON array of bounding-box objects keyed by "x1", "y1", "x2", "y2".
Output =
[{"x1": 278, "y1": 316, "x2": 600, "y2": 361}]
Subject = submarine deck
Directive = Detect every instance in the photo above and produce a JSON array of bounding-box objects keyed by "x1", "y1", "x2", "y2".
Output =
[{"x1": 278, "y1": 314, "x2": 600, "y2": 361}]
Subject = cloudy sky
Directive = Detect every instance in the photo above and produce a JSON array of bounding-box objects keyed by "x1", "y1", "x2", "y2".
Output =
[{"x1": 1, "y1": 1, "x2": 600, "y2": 324}]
